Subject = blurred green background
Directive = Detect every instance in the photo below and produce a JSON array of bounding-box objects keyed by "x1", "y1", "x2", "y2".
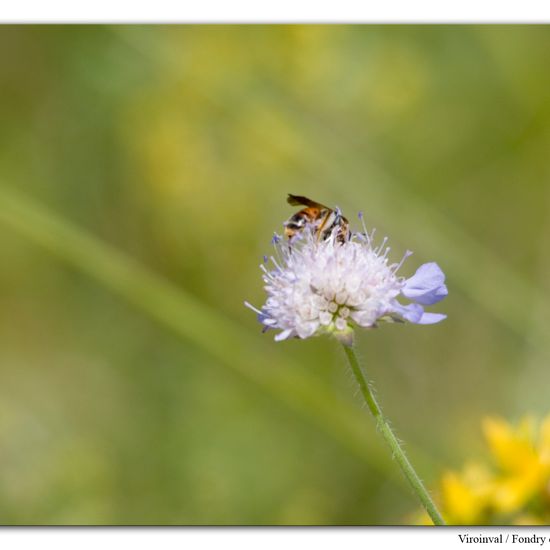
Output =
[{"x1": 0, "y1": 25, "x2": 549, "y2": 525}]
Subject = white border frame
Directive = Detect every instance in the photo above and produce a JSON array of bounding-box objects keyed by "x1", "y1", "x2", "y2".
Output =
[{"x1": 0, "y1": 0, "x2": 549, "y2": 23}]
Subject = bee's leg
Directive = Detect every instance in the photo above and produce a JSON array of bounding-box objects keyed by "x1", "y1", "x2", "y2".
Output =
[
  {"x1": 316, "y1": 210, "x2": 334, "y2": 241},
  {"x1": 286, "y1": 235, "x2": 294, "y2": 254}
]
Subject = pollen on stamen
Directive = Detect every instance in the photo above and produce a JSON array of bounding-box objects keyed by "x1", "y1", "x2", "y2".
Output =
[
  {"x1": 392, "y1": 250, "x2": 414, "y2": 273},
  {"x1": 357, "y1": 211, "x2": 373, "y2": 242},
  {"x1": 244, "y1": 301, "x2": 262, "y2": 315},
  {"x1": 270, "y1": 256, "x2": 283, "y2": 271},
  {"x1": 375, "y1": 236, "x2": 388, "y2": 255}
]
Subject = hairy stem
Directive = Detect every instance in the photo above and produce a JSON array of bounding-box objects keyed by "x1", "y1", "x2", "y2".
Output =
[{"x1": 343, "y1": 344, "x2": 445, "y2": 526}]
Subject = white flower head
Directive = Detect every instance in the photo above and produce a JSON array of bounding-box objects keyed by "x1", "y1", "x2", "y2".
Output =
[{"x1": 246, "y1": 212, "x2": 447, "y2": 345}]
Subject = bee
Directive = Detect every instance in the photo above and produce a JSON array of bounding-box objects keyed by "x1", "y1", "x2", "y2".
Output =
[{"x1": 284, "y1": 194, "x2": 350, "y2": 244}]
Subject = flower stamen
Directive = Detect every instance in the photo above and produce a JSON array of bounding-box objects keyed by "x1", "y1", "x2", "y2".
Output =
[{"x1": 246, "y1": 211, "x2": 447, "y2": 341}]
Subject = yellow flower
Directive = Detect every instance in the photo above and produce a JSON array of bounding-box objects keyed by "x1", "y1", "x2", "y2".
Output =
[
  {"x1": 413, "y1": 414, "x2": 550, "y2": 525},
  {"x1": 440, "y1": 462, "x2": 495, "y2": 524},
  {"x1": 483, "y1": 416, "x2": 550, "y2": 514}
]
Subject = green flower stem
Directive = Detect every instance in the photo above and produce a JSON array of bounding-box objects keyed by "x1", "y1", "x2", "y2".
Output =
[{"x1": 342, "y1": 344, "x2": 445, "y2": 526}]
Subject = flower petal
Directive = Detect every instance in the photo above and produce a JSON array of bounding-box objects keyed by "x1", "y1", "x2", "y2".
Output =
[
  {"x1": 274, "y1": 329, "x2": 293, "y2": 341},
  {"x1": 245, "y1": 301, "x2": 278, "y2": 328},
  {"x1": 296, "y1": 320, "x2": 319, "y2": 339},
  {"x1": 392, "y1": 302, "x2": 447, "y2": 324},
  {"x1": 391, "y1": 302, "x2": 425, "y2": 323},
  {"x1": 416, "y1": 312, "x2": 447, "y2": 325},
  {"x1": 402, "y1": 262, "x2": 448, "y2": 305}
]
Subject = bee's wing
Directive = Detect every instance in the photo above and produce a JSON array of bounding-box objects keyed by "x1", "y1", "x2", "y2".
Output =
[{"x1": 287, "y1": 194, "x2": 330, "y2": 210}]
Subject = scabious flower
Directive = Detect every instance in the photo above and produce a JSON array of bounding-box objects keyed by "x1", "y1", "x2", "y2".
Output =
[{"x1": 245, "y1": 213, "x2": 447, "y2": 345}]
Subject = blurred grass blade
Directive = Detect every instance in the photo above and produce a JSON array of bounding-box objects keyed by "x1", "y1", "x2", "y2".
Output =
[{"x1": 0, "y1": 184, "x2": 442, "y2": 496}]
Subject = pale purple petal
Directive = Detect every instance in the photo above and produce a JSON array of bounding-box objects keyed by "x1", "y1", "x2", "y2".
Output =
[
  {"x1": 392, "y1": 301, "x2": 447, "y2": 325},
  {"x1": 402, "y1": 262, "x2": 448, "y2": 305},
  {"x1": 296, "y1": 321, "x2": 319, "y2": 339},
  {"x1": 274, "y1": 329, "x2": 293, "y2": 341},
  {"x1": 391, "y1": 302, "x2": 425, "y2": 323},
  {"x1": 244, "y1": 301, "x2": 277, "y2": 330},
  {"x1": 415, "y1": 312, "x2": 447, "y2": 325}
]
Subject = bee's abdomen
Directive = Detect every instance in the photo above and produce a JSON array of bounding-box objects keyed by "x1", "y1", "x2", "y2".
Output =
[{"x1": 284, "y1": 213, "x2": 308, "y2": 229}]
